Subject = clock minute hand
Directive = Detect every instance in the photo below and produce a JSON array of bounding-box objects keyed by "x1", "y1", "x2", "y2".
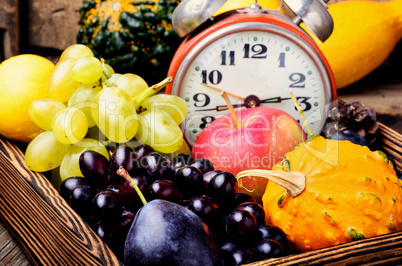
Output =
[{"x1": 202, "y1": 83, "x2": 245, "y2": 100}]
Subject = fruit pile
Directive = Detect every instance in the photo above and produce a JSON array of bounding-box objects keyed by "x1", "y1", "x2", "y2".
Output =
[
  {"x1": 2, "y1": 40, "x2": 399, "y2": 264},
  {"x1": 23, "y1": 44, "x2": 187, "y2": 185},
  {"x1": 60, "y1": 144, "x2": 290, "y2": 264},
  {"x1": 15, "y1": 43, "x2": 292, "y2": 264}
]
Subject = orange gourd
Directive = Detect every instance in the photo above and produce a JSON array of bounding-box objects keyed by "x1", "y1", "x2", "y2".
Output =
[{"x1": 237, "y1": 135, "x2": 402, "y2": 251}]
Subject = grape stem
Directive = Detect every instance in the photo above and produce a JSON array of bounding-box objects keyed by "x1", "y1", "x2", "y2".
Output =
[
  {"x1": 133, "y1": 76, "x2": 173, "y2": 111},
  {"x1": 117, "y1": 166, "x2": 148, "y2": 205},
  {"x1": 100, "y1": 58, "x2": 112, "y2": 80},
  {"x1": 236, "y1": 169, "x2": 306, "y2": 197}
]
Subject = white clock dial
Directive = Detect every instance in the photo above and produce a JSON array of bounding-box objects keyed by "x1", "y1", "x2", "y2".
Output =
[{"x1": 169, "y1": 23, "x2": 333, "y2": 145}]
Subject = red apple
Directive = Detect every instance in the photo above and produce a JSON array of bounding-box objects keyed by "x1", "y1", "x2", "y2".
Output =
[{"x1": 192, "y1": 106, "x2": 306, "y2": 202}]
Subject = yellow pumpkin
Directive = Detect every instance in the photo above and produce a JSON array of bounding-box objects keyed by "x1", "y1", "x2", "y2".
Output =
[
  {"x1": 237, "y1": 135, "x2": 402, "y2": 251},
  {"x1": 303, "y1": 0, "x2": 402, "y2": 89},
  {"x1": 214, "y1": 0, "x2": 285, "y2": 16}
]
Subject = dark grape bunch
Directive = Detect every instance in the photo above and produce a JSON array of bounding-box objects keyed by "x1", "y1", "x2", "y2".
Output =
[{"x1": 60, "y1": 144, "x2": 290, "y2": 264}]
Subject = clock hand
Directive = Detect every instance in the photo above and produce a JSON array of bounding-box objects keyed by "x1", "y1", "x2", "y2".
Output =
[
  {"x1": 194, "y1": 102, "x2": 244, "y2": 112},
  {"x1": 202, "y1": 83, "x2": 245, "y2": 100},
  {"x1": 196, "y1": 95, "x2": 287, "y2": 112},
  {"x1": 212, "y1": 95, "x2": 284, "y2": 111},
  {"x1": 259, "y1": 96, "x2": 283, "y2": 103}
]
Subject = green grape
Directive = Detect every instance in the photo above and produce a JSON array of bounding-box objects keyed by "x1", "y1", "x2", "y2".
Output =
[
  {"x1": 25, "y1": 131, "x2": 70, "y2": 172},
  {"x1": 59, "y1": 44, "x2": 94, "y2": 61},
  {"x1": 52, "y1": 107, "x2": 88, "y2": 144},
  {"x1": 59, "y1": 138, "x2": 109, "y2": 181},
  {"x1": 85, "y1": 125, "x2": 107, "y2": 142},
  {"x1": 50, "y1": 167, "x2": 63, "y2": 191},
  {"x1": 135, "y1": 109, "x2": 183, "y2": 154},
  {"x1": 29, "y1": 98, "x2": 66, "y2": 131},
  {"x1": 141, "y1": 94, "x2": 188, "y2": 125},
  {"x1": 91, "y1": 87, "x2": 138, "y2": 143},
  {"x1": 46, "y1": 58, "x2": 80, "y2": 102},
  {"x1": 71, "y1": 56, "x2": 103, "y2": 84},
  {"x1": 68, "y1": 84, "x2": 102, "y2": 127},
  {"x1": 104, "y1": 73, "x2": 122, "y2": 88},
  {"x1": 115, "y1": 73, "x2": 149, "y2": 99},
  {"x1": 101, "y1": 63, "x2": 115, "y2": 83}
]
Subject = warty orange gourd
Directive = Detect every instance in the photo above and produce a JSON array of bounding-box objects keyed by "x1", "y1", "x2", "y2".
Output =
[{"x1": 237, "y1": 135, "x2": 402, "y2": 251}]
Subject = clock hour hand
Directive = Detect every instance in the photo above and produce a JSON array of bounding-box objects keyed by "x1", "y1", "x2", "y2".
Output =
[
  {"x1": 197, "y1": 95, "x2": 286, "y2": 112},
  {"x1": 216, "y1": 95, "x2": 284, "y2": 111},
  {"x1": 195, "y1": 103, "x2": 244, "y2": 112}
]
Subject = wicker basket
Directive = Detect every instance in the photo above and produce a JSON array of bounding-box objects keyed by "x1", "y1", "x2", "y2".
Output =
[{"x1": 0, "y1": 105, "x2": 401, "y2": 265}]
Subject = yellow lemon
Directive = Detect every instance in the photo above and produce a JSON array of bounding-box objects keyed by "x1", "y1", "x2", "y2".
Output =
[
  {"x1": 214, "y1": 0, "x2": 284, "y2": 16},
  {"x1": 0, "y1": 54, "x2": 54, "y2": 143}
]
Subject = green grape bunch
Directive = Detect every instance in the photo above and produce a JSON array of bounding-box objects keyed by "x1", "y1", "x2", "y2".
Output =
[{"x1": 24, "y1": 44, "x2": 188, "y2": 186}]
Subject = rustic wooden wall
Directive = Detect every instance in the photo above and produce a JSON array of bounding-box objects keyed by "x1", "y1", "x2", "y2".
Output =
[
  {"x1": 0, "y1": 0, "x2": 82, "y2": 62},
  {"x1": 26, "y1": 0, "x2": 81, "y2": 51},
  {"x1": 0, "y1": 0, "x2": 20, "y2": 61}
]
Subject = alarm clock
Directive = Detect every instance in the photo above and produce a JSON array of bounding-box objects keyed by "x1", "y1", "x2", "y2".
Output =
[{"x1": 166, "y1": 0, "x2": 337, "y2": 146}]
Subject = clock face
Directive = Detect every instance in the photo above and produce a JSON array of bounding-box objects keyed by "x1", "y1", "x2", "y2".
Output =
[{"x1": 169, "y1": 22, "x2": 334, "y2": 145}]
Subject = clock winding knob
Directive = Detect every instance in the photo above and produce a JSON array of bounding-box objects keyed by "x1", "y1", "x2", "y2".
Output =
[
  {"x1": 172, "y1": 0, "x2": 227, "y2": 37},
  {"x1": 284, "y1": 0, "x2": 334, "y2": 42}
]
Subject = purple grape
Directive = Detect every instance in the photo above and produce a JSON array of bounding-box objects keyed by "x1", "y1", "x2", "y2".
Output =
[
  {"x1": 92, "y1": 222, "x2": 122, "y2": 258},
  {"x1": 255, "y1": 225, "x2": 289, "y2": 252},
  {"x1": 232, "y1": 192, "x2": 257, "y2": 208},
  {"x1": 202, "y1": 170, "x2": 222, "y2": 189},
  {"x1": 252, "y1": 239, "x2": 285, "y2": 261},
  {"x1": 109, "y1": 146, "x2": 139, "y2": 186},
  {"x1": 175, "y1": 166, "x2": 204, "y2": 198},
  {"x1": 189, "y1": 158, "x2": 214, "y2": 174},
  {"x1": 220, "y1": 241, "x2": 237, "y2": 256},
  {"x1": 79, "y1": 151, "x2": 110, "y2": 189},
  {"x1": 208, "y1": 172, "x2": 238, "y2": 207},
  {"x1": 134, "y1": 144, "x2": 154, "y2": 160},
  {"x1": 232, "y1": 249, "x2": 252, "y2": 265},
  {"x1": 170, "y1": 153, "x2": 193, "y2": 172},
  {"x1": 187, "y1": 195, "x2": 219, "y2": 226},
  {"x1": 141, "y1": 152, "x2": 174, "y2": 183},
  {"x1": 149, "y1": 180, "x2": 181, "y2": 203},
  {"x1": 226, "y1": 209, "x2": 258, "y2": 241},
  {"x1": 119, "y1": 178, "x2": 149, "y2": 212},
  {"x1": 93, "y1": 190, "x2": 123, "y2": 224},
  {"x1": 221, "y1": 241, "x2": 252, "y2": 265},
  {"x1": 70, "y1": 185, "x2": 97, "y2": 219},
  {"x1": 234, "y1": 202, "x2": 265, "y2": 226},
  {"x1": 60, "y1": 177, "x2": 86, "y2": 202},
  {"x1": 118, "y1": 209, "x2": 135, "y2": 234}
]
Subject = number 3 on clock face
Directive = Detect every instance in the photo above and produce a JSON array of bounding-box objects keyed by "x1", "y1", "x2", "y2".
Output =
[{"x1": 167, "y1": 16, "x2": 336, "y2": 146}]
